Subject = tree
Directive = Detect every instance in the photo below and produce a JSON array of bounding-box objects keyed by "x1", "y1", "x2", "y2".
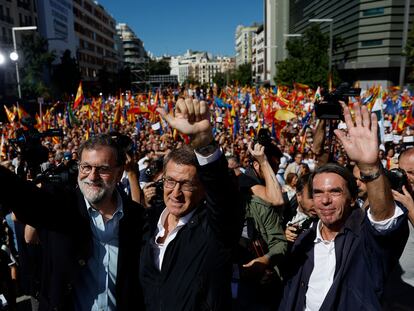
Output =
[
  {"x1": 51, "y1": 49, "x2": 81, "y2": 98},
  {"x1": 232, "y1": 63, "x2": 252, "y2": 85},
  {"x1": 148, "y1": 59, "x2": 170, "y2": 75},
  {"x1": 119, "y1": 66, "x2": 132, "y2": 90},
  {"x1": 20, "y1": 34, "x2": 55, "y2": 99},
  {"x1": 214, "y1": 64, "x2": 252, "y2": 87},
  {"x1": 275, "y1": 24, "x2": 340, "y2": 88},
  {"x1": 97, "y1": 65, "x2": 115, "y2": 95},
  {"x1": 405, "y1": 22, "x2": 414, "y2": 82},
  {"x1": 212, "y1": 71, "x2": 227, "y2": 88}
]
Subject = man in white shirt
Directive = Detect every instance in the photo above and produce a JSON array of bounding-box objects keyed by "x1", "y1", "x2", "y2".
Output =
[{"x1": 279, "y1": 102, "x2": 408, "y2": 311}]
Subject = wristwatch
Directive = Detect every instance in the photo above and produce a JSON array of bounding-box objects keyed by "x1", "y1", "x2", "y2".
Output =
[{"x1": 359, "y1": 165, "x2": 383, "y2": 182}]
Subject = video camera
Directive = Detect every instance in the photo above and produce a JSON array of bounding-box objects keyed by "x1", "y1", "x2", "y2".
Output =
[
  {"x1": 315, "y1": 83, "x2": 361, "y2": 120},
  {"x1": 253, "y1": 129, "x2": 283, "y2": 160},
  {"x1": 385, "y1": 168, "x2": 412, "y2": 194},
  {"x1": 9, "y1": 118, "x2": 63, "y2": 170}
]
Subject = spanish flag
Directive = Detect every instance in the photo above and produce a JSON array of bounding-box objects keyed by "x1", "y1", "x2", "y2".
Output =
[
  {"x1": 73, "y1": 81, "x2": 84, "y2": 110},
  {"x1": 3, "y1": 105, "x2": 16, "y2": 123}
]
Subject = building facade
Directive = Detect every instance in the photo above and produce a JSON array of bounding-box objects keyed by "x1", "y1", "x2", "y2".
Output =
[
  {"x1": 116, "y1": 23, "x2": 146, "y2": 68},
  {"x1": 235, "y1": 24, "x2": 258, "y2": 67},
  {"x1": 252, "y1": 24, "x2": 265, "y2": 84},
  {"x1": 36, "y1": 0, "x2": 77, "y2": 62},
  {"x1": 72, "y1": 0, "x2": 120, "y2": 86},
  {"x1": 170, "y1": 50, "x2": 235, "y2": 85},
  {"x1": 289, "y1": 0, "x2": 414, "y2": 87},
  {"x1": 264, "y1": 0, "x2": 290, "y2": 85},
  {"x1": 0, "y1": 0, "x2": 38, "y2": 98}
]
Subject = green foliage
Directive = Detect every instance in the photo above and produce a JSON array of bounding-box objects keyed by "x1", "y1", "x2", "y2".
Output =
[
  {"x1": 148, "y1": 59, "x2": 170, "y2": 75},
  {"x1": 213, "y1": 63, "x2": 252, "y2": 87},
  {"x1": 183, "y1": 76, "x2": 199, "y2": 86},
  {"x1": 51, "y1": 49, "x2": 81, "y2": 98},
  {"x1": 20, "y1": 34, "x2": 55, "y2": 99},
  {"x1": 232, "y1": 63, "x2": 252, "y2": 85},
  {"x1": 212, "y1": 71, "x2": 227, "y2": 88},
  {"x1": 275, "y1": 24, "x2": 339, "y2": 88},
  {"x1": 406, "y1": 22, "x2": 414, "y2": 82}
]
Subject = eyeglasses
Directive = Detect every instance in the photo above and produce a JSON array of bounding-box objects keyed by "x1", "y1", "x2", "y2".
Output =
[
  {"x1": 162, "y1": 177, "x2": 197, "y2": 192},
  {"x1": 78, "y1": 163, "x2": 115, "y2": 176}
]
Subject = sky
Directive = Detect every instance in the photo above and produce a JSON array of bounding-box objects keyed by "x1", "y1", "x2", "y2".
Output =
[{"x1": 97, "y1": 0, "x2": 263, "y2": 57}]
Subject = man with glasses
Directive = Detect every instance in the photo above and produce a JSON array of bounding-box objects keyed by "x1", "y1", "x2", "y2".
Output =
[
  {"x1": 280, "y1": 103, "x2": 408, "y2": 311},
  {"x1": 139, "y1": 98, "x2": 242, "y2": 310},
  {"x1": 0, "y1": 134, "x2": 145, "y2": 311}
]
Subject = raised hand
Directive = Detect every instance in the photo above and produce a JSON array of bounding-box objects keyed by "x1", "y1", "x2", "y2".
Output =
[
  {"x1": 157, "y1": 98, "x2": 213, "y2": 148},
  {"x1": 334, "y1": 102, "x2": 379, "y2": 170},
  {"x1": 248, "y1": 142, "x2": 267, "y2": 165}
]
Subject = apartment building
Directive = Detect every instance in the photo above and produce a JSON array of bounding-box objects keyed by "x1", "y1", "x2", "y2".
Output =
[
  {"x1": 72, "y1": 0, "x2": 120, "y2": 86},
  {"x1": 290, "y1": 0, "x2": 414, "y2": 86},
  {"x1": 170, "y1": 50, "x2": 235, "y2": 85},
  {"x1": 235, "y1": 24, "x2": 259, "y2": 67}
]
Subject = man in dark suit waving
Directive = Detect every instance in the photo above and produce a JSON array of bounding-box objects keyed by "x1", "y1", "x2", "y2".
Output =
[{"x1": 139, "y1": 98, "x2": 243, "y2": 311}]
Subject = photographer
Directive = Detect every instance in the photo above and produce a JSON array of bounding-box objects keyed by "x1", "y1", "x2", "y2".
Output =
[
  {"x1": 141, "y1": 157, "x2": 164, "y2": 210},
  {"x1": 238, "y1": 129, "x2": 285, "y2": 207},
  {"x1": 233, "y1": 142, "x2": 287, "y2": 310},
  {"x1": 284, "y1": 173, "x2": 317, "y2": 244},
  {"x1": 382, "y1": 147, "x2": 414, "y2": 310}
]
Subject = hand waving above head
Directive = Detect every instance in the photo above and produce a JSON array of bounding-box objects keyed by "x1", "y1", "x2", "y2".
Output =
[{"x1": 157, "y1": 97, "x2": 213, "y2": 149}]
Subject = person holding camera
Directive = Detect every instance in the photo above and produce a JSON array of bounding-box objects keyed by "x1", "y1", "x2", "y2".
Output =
[
  {"x1": 284, "y1": 173, "x2": 317, "y2": 244},
  {"x1": 232, "y1": 142, "x2": 288, "y2": 310},
  {"x1": 139, "y1": 97, "x2": 243, "y2": 310},
  {"x1": 141, "y1": 157, "x2": 165, "y2": 210},
  {"x1": 382, "y1": 147, "x2": 414, "y2": 310},
  {"x1": 0, "y1": 134, "x2": 145, "y2": 311},
  {"x1": 280, "y1": 102, "x2": 408, "y2": 311},
  {"x1": 238, "y1": 129, "x2": 285, "y2": 207}
]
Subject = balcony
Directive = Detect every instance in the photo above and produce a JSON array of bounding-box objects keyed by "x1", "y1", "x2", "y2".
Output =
[
  {"x1": 17, "y1": 0, "x2": 31, "y2": 10},
  {"x1": 0, "y1": 14, "x2": 14, "y2": 24}
]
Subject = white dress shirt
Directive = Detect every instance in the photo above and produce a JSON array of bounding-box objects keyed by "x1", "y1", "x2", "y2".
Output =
[{"x1": 153, "y1": 208, "x2": 196, "y2": 271}]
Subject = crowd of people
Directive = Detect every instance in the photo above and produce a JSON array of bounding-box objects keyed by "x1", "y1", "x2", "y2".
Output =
[{"x1": 0, "y1": 84, "x2": 413, "y2": 310}]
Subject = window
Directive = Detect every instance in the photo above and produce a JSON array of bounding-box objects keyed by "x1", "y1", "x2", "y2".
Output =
[
  {"x1": 362, "y1": 7, "x2": 384, "y2": 16},
  {"x1": 361, "y1": 39, "x2": 383, "y2": 47}
]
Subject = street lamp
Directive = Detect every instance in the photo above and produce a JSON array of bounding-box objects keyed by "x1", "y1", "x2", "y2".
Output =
[
  {"x1": 309, "y1": 18, "x2": 334, "y2": 75},
  {"x1": 283, "y1": 34, "x2": 302, "y2": 38},
  {"x1": 11, "y1": 26, "x2": 37, "y2": 99}
]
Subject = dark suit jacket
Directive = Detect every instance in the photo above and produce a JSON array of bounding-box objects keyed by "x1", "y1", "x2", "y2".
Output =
[
  {"x1": 0, "y1": 165, "x2": 145, "y2": 311},
  {"x1": 139, "y1": 155, "x2": 243, "y2": 311},
  {"x1": 279, "y1": 206, "x2": 408, "y2": 311}
]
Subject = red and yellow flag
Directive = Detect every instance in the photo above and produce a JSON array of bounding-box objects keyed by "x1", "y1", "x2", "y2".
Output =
[
  {"x1": 73, "y1": 81, "x2": 84, "y2": 110},
  {"x1": 3, "y1": 105, "x2": 16, "y2": 123}
]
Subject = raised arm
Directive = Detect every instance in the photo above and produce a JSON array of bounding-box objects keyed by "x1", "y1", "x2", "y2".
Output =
[
  {"x1": 157, "y1": 98, "x2": 242, "y2": 244},
  {"x1": 248, "y1": 142, "x2": 284, "y2": 206},
  {"x1": 124, "y1": 153, "x2": 142, "y2": 205},
  {"x1": 334, "y1": 102, "x2": 394, "y2": 220}
]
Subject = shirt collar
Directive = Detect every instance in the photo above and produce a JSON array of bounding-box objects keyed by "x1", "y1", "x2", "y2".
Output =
[
  {"x1": 314, "y1": 220, "x2": 334, "y2": 244},
  {"x1": 156, "y1": 207, "x2": 197, "y2": 233},
  {"x1": 84, "y1": 190, "x2": 124, "y2": 218}
]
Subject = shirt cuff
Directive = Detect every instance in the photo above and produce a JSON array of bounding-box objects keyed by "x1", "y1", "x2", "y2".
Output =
[
  {"x1": 194, "y1": 147, "x2": 222, "y2": 166},
  {"x1": 367, "y1": 203, "x2": 404, "y2": 231}
]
